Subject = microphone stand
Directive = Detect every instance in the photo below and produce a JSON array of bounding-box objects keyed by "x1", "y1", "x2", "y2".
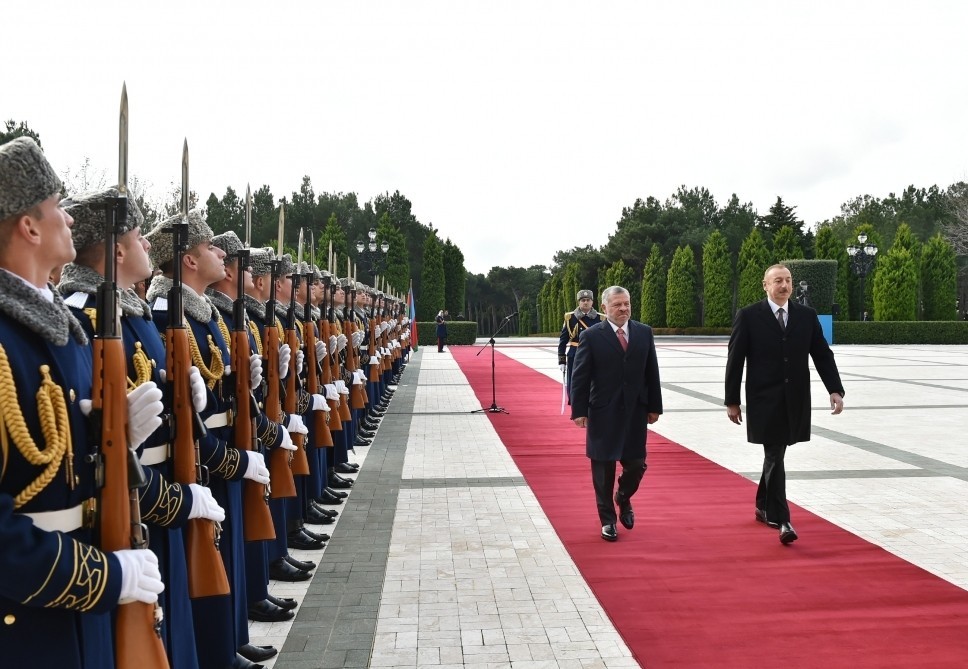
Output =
[{"x1": 471, "y1": 312, "x2": 517, "y2": 415}]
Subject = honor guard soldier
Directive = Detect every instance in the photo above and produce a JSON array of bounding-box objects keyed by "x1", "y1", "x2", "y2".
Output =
[
  {"x1": 59, "y1": 187, "x2": 229, "y2": 669},
  {"x1": 145, "y1": 211, "x2": 270, "y2": 669},
  {"x1": 0, "y1": 137, "x2": 164, "y2": 668},
  {"x1": 558, "y1": 289, "x2": 602, "y2": 399}
]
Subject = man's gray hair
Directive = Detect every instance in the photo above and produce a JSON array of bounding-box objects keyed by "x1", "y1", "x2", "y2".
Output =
[{"x1": 601, "y1": 285, "x2": 630, "y2": 304}]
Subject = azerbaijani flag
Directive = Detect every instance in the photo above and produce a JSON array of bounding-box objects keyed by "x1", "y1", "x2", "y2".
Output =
[{"x1": 407, "y1": 282, "x2": 418, "y2": 350}]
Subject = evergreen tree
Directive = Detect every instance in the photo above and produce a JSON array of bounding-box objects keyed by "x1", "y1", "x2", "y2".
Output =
[
  {"x1": 319, "y1": 213, "x2": 349, "y2": 275},
  {"x1": 1, "y1": 120, "x2": 42, "y2": 147},
  {"x1": 920, "y1": 234, "x2": 958, "y2": 320},
  {"x1": 814, "y1": 226, "x2": 850, "y2": 320},
  {"x1": 702, "y1": 231, "x2": 733, "y2": 327},
  {"x1": 601, "y1": 260, "x2": 637, "y2": 317},
  {"x1": 442, "y1": 238, "x2": 466, "y2": 317},
  {"x1": 772, "y1": 225, "x2": 804, "y2": 263},
  {"x1": 737, "y1": 228, "x2": 771, "y2": 307},
  {"x1": 548, "y1": 274, "x2": 563, "y2": 333},
  {"x1": 518, "y1": 297, "x2": 533, "y2": 336},
  {"x1": 640, "y1": 244, "x2": 666, "y2": 326},
  {"x1": 873, "y1": 246, "x2": 917, "y2": 321},
  {"x1": 418, "y1": 233, "x2": 445, "y2": 321},
  {"x1": 666, "y1": 246, "x2": 697, "y2": 327},
  {"x1": 377, "y1": 215, "x2": 410, "y2": 296}
]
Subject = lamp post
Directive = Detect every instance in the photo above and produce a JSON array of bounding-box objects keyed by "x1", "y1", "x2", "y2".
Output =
[
  {"x1": 355, "y1": 228, "x2": 389, "y2": 282},
  {"x1": 847, "y1": 233, "x2": 878, "y2": 320}
]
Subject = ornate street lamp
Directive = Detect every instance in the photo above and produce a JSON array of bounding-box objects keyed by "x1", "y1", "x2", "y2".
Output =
[
  {"x1": 847, "y1": 233, "x2": 878, "y2": 320},
  {"x1": 355, "y1": 228, "x2": 389, "y2": 281}
]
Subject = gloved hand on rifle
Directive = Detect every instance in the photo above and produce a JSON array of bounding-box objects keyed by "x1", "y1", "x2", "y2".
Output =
[
  {"x1": 336, "y1": 334, "x2": 347, "y2": 354},
  {"x1": 295, "y1": 349, "x2": 304, "y2": 376},
  {"x1": 352, "y1": 330, "x2": 364, "y2": 348},
  {"x1": 315, "y1": 340, "x2": 326, "y2": 360},
  {"x1": 249, "y1": 353, "x2": 263, "y2": 389},
  {"x1": 285, "y1": 413, "x2": 308, "y2": 435},
  {"x1": 329, "y1": 335, "x2": 337, "y2": 354},
  {"x1": 115, "y1": 548, "x2": 165, "y2": 604},
  {"x1": 189, "y1": 365, "x2": 207, "y2": 413},
  {"x1": 559, "y1": 364, "x2": 566, "y2": 373},
  {"x1": 127, "y1": 381, "x2": 164, "y2": 450},
  {"x1": 324, "y1": 383, "x2": 339, "y2": 402},
  {"x1": 278, "y1": 343, "x2": 292, "y2": 379},
  {"x1": 310, "y1": 393, "x2": 327, "y2": 411},
  {"x1": 277, "y1": 427, "x2": 296, "y2": 451},
  {"x1": 187, "y1": 483, "x2": 225, "y2": 522},
  {"x1": 243, "y1": 451, "x2": 270, "y2": 484},
  {"x1": 334, "y1": 379, "x2": 349, "y2": 396}
]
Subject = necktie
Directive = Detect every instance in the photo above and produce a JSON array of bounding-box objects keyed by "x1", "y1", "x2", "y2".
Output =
[
  {"x1": 777, "y1": 307, "x2": 786, "y2": 333},
  {"x1": 617, "y1": 327, "x2": 628, "y2": 351}
]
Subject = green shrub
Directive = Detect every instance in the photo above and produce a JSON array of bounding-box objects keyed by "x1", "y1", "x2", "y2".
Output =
[
  {"x1": 834, "y1": 321, "x2": 968, "y2": 344},
  {"x1": 416, "y1": 321, "x2": 478, "y2": 346},
  {"x1": 782, "y1": 259, "x2": 837, "y2": 314}
]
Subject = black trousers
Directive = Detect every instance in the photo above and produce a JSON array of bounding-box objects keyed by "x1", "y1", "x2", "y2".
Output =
[
  {"x1": 590, "y1": 458, "x2": 646, "y2": 525},
  {"x1": 757, "y1": 442, "x2": 790, "y2": 524}
]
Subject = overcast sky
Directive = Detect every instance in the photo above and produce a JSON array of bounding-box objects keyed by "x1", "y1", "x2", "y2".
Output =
[{"x1": 6, "y1": 1, "x2": 968, "y2": 274}]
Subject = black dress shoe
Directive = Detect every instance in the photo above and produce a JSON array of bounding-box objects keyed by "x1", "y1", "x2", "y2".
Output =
[
  {"x1": 315, "y1": 490, "x2": 344, "y2": 505},
  {"x1": 232, "y1": 652, "x2": 267, "y2": 669},
  {"x1": 306, "y1": 505, "x2": 336, "y2": 525},
  {"x1": 335, "y1": 462, "x2": 360, "y2": 473},
  {"x1": 614, "y1": 492, "x2": 634, "y2": 530},
  {"x1": 755, "y1": 508, "x2": 780, "y2": 529},
  {"x1": 356, "y1": 429, "x2": 375, "y2": 439},
  {"x1": 353, "y1": 437, "x2": 372, "y2": 447},
  {"x1": 325, "y1": 487, "x2": 348, "y2": 498},
  {"x1": 300, "y1": 527, "x2": 330, "y2": 542},
  {"x1": 779, "y1": 522, "x2": 798, "y2": 544},
  {"x1": 284, "y1": 554, "x2": 316, "y2": 571},
  {"x1": 328, "y1": 473, "x2": 354, "y2": 489},
  {"x1": 238, "y1": 644, "x2": 278, "y2": 662},
  {"x1": 601, "y1": 524, "x2": 618, "y2": 542},
  {"x1": 266, "y1": 593, "x2": 298, "y2": 611},
  {"x1": 310, "y1": 501, "x2": 338, "y2": 516},
  {"x1": 247, "y1": 599, "x2": 294, "y2": 623},
  {"x1": 362, "y1": 420, "x2": 380, "y2": 430},
  {"x1": 287, "y1": 530, "x2": 325, "y2": 551},
  {"x1": 268, "y1": 557, "x2": 312, "y2": 582}
]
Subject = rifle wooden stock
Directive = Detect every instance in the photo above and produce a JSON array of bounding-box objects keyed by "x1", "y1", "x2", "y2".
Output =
[
  {"x1": 231, "y1": 329, "x2": 275, "y2": 542},
  {"x1": 368, "y1": 318, "x2": 380, "y2": 383},
  {"x1": 303, "y1": 319, "x2": 333, "y2": 448},
  {"x1": 168, "y1": 326, "x2": 231, "y2": 598},
  {"x1": 319, "y1": 318, "x2": 342, "y2": 433},
  {"x1": 284, "y1": 326, "x2": 310, "y2": 476},
  {"x1": 344, "y1": 319, "x2": 366, "y2": 410},
  {"x1": 263, "y1": 323, "x2": 297, "y2": 498},
  {"x1": 94, "y1": 334, "x2": 170, "y2": 668}
]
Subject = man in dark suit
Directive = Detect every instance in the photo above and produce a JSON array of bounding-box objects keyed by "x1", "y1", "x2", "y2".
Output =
[
  {"x1": 571, "y1": 286, "x2": 663, "y2": 542},
  {"x1": 725, "y1": 264, "x2": 845, "y2": 544}
]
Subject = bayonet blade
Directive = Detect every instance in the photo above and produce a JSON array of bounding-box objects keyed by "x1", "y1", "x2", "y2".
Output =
[
  {"x1": 181, "y1": 139, "x2": 189, "y2": 218},
  {"x1": 309, "y1": 230, "x2": 316, "y2": 271},
  {"x1": 244, "y1": 183, "x2": 252, "y2": 248},
  {"x1": 297, "y1": 228, "x2": 304, "y2": 269},
  {"x1": 118, "y1": 83, "x2": 128, "y2": 196},
  {"x1": 276, "y1": 201, "x2": 285, "y2": 259}
]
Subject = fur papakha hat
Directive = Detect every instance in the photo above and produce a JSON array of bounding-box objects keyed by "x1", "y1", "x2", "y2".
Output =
[
  {"x1": 278, "y1": 253, "x2": 295, "y2": 277},
  {"x1": 0, "y1": 137, "x2": 63, "y2": 221},
  {"x1": 577, "y1": 289, "x2": 594, "y2": 301},
  {"x1": 211, "y1": 230, "x2": 244, "y2": 260},
  {"x1": 144, "y1": 209, "x2": 213, "y2": 269},
  {"x1": 249, "y1": 247, "x2": 273, "y2": 276},
  {"x1": 62, "y1": 187, "x2": 145, "y2": 252}
]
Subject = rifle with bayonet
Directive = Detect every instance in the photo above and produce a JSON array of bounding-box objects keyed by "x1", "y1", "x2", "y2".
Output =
[
  {"x1": 166, "y1": 140, "x2": 230, "y2": 597},
  {"x1": 284, "y1": 230, "x2": 310, "y2": 476},
  {"x1": 94, "y1": 84, "x2": 170, "y2": 668},
  {"x1": 319, "y1": 271, "x2": 342, "y2": 434},
  {"x1": 234, "y1": 185, "x2": 275, "y2": 541},
  {"x1": 264, "y1": 206, "x2": 297, "y2": 498},
  {"x1": 329, "y1": 279, "x2": 352, "y2": 423},
  {"x1": 303, "y1": 233, "x2": 333, "y2": 448},
  {"x1": 343, "y1": 279, "x2": 367, "y2": 410}
]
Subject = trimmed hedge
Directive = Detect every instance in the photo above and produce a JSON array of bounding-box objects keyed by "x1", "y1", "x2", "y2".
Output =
[
  {"x1": 834, "y1": 321, "x2": 968, "y2": 344},
  {"x1": 416, "y1": 321, "x2": 479, "y2": 346},
  {"x1": 782, "y1": 259, "x2": 837, "y2": 314}
]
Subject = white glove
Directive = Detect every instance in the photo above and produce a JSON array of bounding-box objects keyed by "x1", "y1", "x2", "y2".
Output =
[
  {"x1": 249, "y1": 353, "x2": 263, "y2": 388},
  {"x1": 315, "y1": 340, "x2": 326, "y2": 360},
  {"x1": 334, "y1": 380, "x2": 349, "y2": 395},
  {"x1": 311, "y1": 393, "x2": 327, "y2": 411},
  {"x1": 336, "y1": 334, "x2": 347, "y2": 353},
  {"x1": 286, "y1": 413, "x2": 308, "y2": 435},
  {"x1": 187, "y1": 483, "x2": 225, "y2": 522},
  {"x1": 352, "y1": 330, "x2": 364, "y2": 348},
  {"x1": 295, "y1": 349, "x2": 304, "y2": 376},
  {"x1": 278, "y1": 428, "x2": 296, "y2": 451},
  {"x1": 243, "y1": 451, "x2": 270, "y2": 484},
  {"x1": 559, "y1": 364, "x2": 567, "y2": 373},
  {"x1": 115, "y1": 549, "x2": 164, "y2": 604},
  {"x1": 189, "y1": 365, "x2": 207, "y2": 413},
  {"x1": 127, "y1": 382, "x2": 164, "y2": 450},
  {"x1": 278, "y1": 343, "x2": 292, "y2": 378},
  {"x1": 328, "y1": 335, "x2": 337, "y2": 353},
  {"x1": 352, "y1": 369, "x2": 365, "y2": 385},
  {"x1": 369, "y1": 356, "x2": 380, "y2": 366},
  {"x1": 324, "y1": 384, "x2": 339, "y2": 401}
]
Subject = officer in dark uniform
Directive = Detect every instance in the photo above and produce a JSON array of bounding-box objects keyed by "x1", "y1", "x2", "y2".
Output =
[
  {"x1": 558, "y1": 289, "x2": 602, "y2": 399},
  {"x1": 0, "y1": 137, "x2": 164, "y2": 668}
]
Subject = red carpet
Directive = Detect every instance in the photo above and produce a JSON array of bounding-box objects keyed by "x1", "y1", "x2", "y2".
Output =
[{"x1": 451, "y1": 346, "x2": 968, "y2": 668}]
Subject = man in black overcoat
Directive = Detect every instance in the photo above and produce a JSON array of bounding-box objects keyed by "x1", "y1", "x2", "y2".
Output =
[
  {"x1": 571, "y1": 286, "x2": 663, "y2": 542},
  {"x1": 725, "y1": 264, "x2": 845, "y2": 544}
]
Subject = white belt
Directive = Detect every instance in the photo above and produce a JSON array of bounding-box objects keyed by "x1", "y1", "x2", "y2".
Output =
[
  {"x1": 139, "y1": 443, "x2": 171, "y2": 466},
  {"x1": 20, "y1": 499, "x2": 95, "y2": 533},
  {"x1": 204, "y1": 410, "x2": 231, "y2": 429}
]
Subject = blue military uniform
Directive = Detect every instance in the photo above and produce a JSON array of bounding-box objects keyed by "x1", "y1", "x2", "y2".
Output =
[{"x1": 558, "y1": 291, "x2": 602, "y2": 398}]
